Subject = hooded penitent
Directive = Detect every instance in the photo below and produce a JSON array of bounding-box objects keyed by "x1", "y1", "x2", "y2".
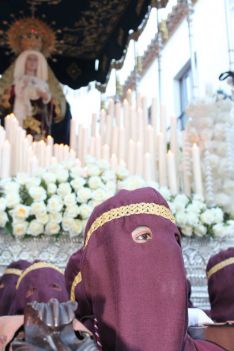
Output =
[
  {"x1": 65, "y1": 187, "x2": 225, "y2": 351},
  {"x1": 9, "y1": 261, "x2": 69, "y2": 315},
  {"x1": 0, "y1": 260, "x2": 30, "y2": 316},
  {"x1": 207, "y1": 247, "x2": 234, "y2": 322}
]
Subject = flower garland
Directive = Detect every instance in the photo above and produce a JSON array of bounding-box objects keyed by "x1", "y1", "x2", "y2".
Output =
[{"x1": 0, "y1": 156, "x2": 233, "y2": 239}]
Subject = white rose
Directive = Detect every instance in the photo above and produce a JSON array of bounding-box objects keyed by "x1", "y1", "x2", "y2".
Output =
[
  {"x1": 64, "y1": 205, "x2": 80, "y2": 218},
  {"x1": 63, "y1": 193, "x2": 77, "y2": 206},
  {"x1": 0, "y1": 198, "x2": 7, "y2": 211},
  {"x1": 69, "y1": 219, "x2": 83, "y2": 237},
  {"x1": 13, "y1": 205, "x2": 30, "y2": 220},
  {"x1": 25, "y1": 177, "x2": 41, "y2": 188},
  {"x1": 79, "y1": 204, "x2": 92, "y2": 219},
  {"x1": 57, "y1": 183, "x2": 72, "y2": 197},
  {"x1": 185, "y1": 212, "x2": 199, "y2": 227},
  {"x1": 92, "y1": 189, "x2": 109, "y2": 203},
  {"x1": 116, "y1": 167, "x2": 129, "y2": 180},
  {"x1": 159, "y1": 187, "x2": 171, "y2": 201},
  {"x1": 42, "y1": 172, "x2": 56, "y2": 184},
  {"x1": 175, "y1": 211, "x2": 186, "y2": 227},
  {"x1": 187, "y1": 201, "x2": 206, "y2": 213},
  {"x1": 102, "y1": 170, "x2": 116, "y2": 182},
  {"x1": 31, "y1": 202, "x2": 47, "y2": 216},
  {"x1": 193, "y1": 224, "x2": 207, "y2": 237},
  {"x1": 70, "y1": 177, "x2": 86, "y2": 191},
  {"x1": 5, "y1": 193, "x2": 20, "y2": 208},
  {"x1": 47, "y1": 183, "x2": 57, "y2": 195},
  {"x1": 56, "y1": 169, "x2": 69, "y2": 183},
  {"x1": 49, "y1": 212, "x2": 62, "y2": 223},
  {"x1": 77, "y1": 187, "x2": 92, "y2": 203},
  {"x1": 28, "y1": 220, "x2": 44, "y2": 236},
  {"x1": 180, "y1": 226, "x2": 193, "y2": 237},
  {"x1": 97, "y1": 160, "x2": 110, "y2": 171},
  {"x1": 105, "y1": 181, "x2": 116, "y2": 193},
  {"x1": 86, "y1": 164, "x2": 101, "y2": 176},
  {"x1": 62, "y1": 217, "x2": 74, "y2": 231},
  {"x1": 47, "y1": 195, "x2": 63, "y2": 213},
  {"x1": 173, "y1": 194, "x2": 189, "y2": 211},
  {"x1": 0, "y1": 211, "x2": 8, "y2": 227},
  {"x1": 118, "y1": 176, "x2": 145, "y2": 190},
  {"x1": 70, "y1": 167, "x2": 86, "y2": 178},
  {"x1": 29, "y1": 186, "x2": 47, "y2": 202},
  {"x1": 45, "y1": 221, "x2": 60, "y2": 235},
  {"x1": 36, "y1": 213, "x2": 49, "y2": 225},
  {"x1": 88, "y1": 176, "x2": 104, "y2": 190},
  {"x1": 15, "y1": 174, "x2": 31, "y2": 185},
  {"x1": 3, "y1": 182, "x2": 20, "y2": 193},
  {"x1": 200, "y1": 209, "x2": 217, "y2": 225},
  {"x1": 13, "y1": 221, "x2": 28, "y2": 237}
]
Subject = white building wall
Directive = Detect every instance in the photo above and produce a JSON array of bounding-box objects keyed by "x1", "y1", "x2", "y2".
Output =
[{"x1": 138, "y1": 0, "x2": 230, "y2": 117}]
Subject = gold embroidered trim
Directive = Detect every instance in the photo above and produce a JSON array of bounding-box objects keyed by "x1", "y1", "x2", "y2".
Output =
[
  {"x1": 70, "y1": 272, "x2": 82, "y2": 302},
  {"x1": 207, "y1": 257, "x2": 234, "y2": 279},
  {"x1": 84, "y1": 202, "x2": 175, "y2": 247},
  {"x1": 16, "y1": 262, "x2": 64, "y2": 289},
  {"x1": 4, "y1": 268, "x2": 22, "y2": 276}
]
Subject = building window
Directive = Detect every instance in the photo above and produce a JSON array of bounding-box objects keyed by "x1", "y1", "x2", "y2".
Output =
[{"x1": 175, "y1": 61, "x2": 192, "y2": 130}]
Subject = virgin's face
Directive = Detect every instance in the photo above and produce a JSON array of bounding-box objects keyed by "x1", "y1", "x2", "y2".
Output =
[{"x1": 25, "y1": 54, "x2": 38, "y2": 75}]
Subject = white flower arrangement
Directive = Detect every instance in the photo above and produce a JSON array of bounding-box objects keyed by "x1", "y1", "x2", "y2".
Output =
[{"x1": 0, "y1": 157, "x2": 233, "y2": 239}]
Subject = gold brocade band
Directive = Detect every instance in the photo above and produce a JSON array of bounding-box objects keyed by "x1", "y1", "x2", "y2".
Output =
[
  {"x1": 4, "y1": 268, "x2": 22, "y2": 276},
  {"x1": 207, "y1": 257, "x2": 234, "y2": 279},
  {"x1": 84, "y1": 202, "x2": 176, "y2": 247},
  {"x1": 70, "y1": 272, "x2": 82, "y2": 302},
  {"x1": 16, "y1": 262, "x2": 64, "y2": 289}
]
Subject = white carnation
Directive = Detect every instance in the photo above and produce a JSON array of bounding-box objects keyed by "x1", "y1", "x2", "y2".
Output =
[
  {"x1": 173, "y1": 194, "x2": 189, "y2": 211},
  {"x1": 3, "y1": 181, "x2": 20, "y2": 193},
  {"x1": 92, "y1": 189, "x2": 109, "y2": 203},
  {"x1": 159, "y1": 187, "x2": 171, "y2": 201},
  {"x1": 28, "y1": 220, "x2": 44, "y2": 236},
  {"x1": 101, "y1": 170, "x2": 116, "y2": 182},
  {"x1": 200, "y1": 209, "x2": 217, "y2": 225}
]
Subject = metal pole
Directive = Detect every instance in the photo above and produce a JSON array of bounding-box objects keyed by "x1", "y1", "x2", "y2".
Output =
[{"x1": 186, "y1": 0, "x2": 199, "y2": 98}]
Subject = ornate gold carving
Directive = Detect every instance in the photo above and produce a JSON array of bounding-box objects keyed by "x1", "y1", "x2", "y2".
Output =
[
  {"x1": 16, "y1": 262, "x2": 64, "y2": 289},
  {"x1": 85, "y1": 202, "x2": 175, "y2": 247},
  {"x1": 70, "y1": 272, "x2": 82, "y2": 302},
  {"x1": 7, "y1": 17, "x2": 56, "y2": 57},
  {"x1": 207, "y1": 257, "x2": 234, "y2": 280},
  {"x1": 23, "y1": 116, "x2": 41, "y2": 134}
]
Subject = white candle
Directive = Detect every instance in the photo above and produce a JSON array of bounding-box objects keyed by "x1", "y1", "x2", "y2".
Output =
[
  {"x1": 102, "y1": 144, "x2": 110, "y2": 161},
  {"x1": 167, "y1": 150, "x2": 178, "y2": 195},
  {"x1": 111, "y1": 153, "x2": 118, "y2": 171},
  {"x1": 118, "y1": 127, "x2": 126, "y2": 162},
  {"x1": 157, "y1": 132, "x2": 167, "y2": 187},
  {"x1": 143, "y1": 152, "x2": 153, "y2": 182},
  {"x1": 192, "y1": 143, "x2": 203, "y2": 198},
  {"x1": 170, "y1": 116, "x2": 177, "y2": 156},
  {"x1": 91, "y1": 113, "x2": 97, "y2": 137},
  {"x1": 135, "y1": 141, "x2": 143, "y2": 176},
  {"x1": 0, "y1": 140, "x2": 11, "y2": 178},
  {"x1": 126, "y1": 89, "x2": 132, "y2": 105},
  {"x1": 127, "y1": 139, "x2": 136, "y2": 174},
  {"x1": 70, "y1": 119, "x2": 76, "y2": 150},
  {"x1": 182, "y1": 132, "x2": 191, "y2": 196}
]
